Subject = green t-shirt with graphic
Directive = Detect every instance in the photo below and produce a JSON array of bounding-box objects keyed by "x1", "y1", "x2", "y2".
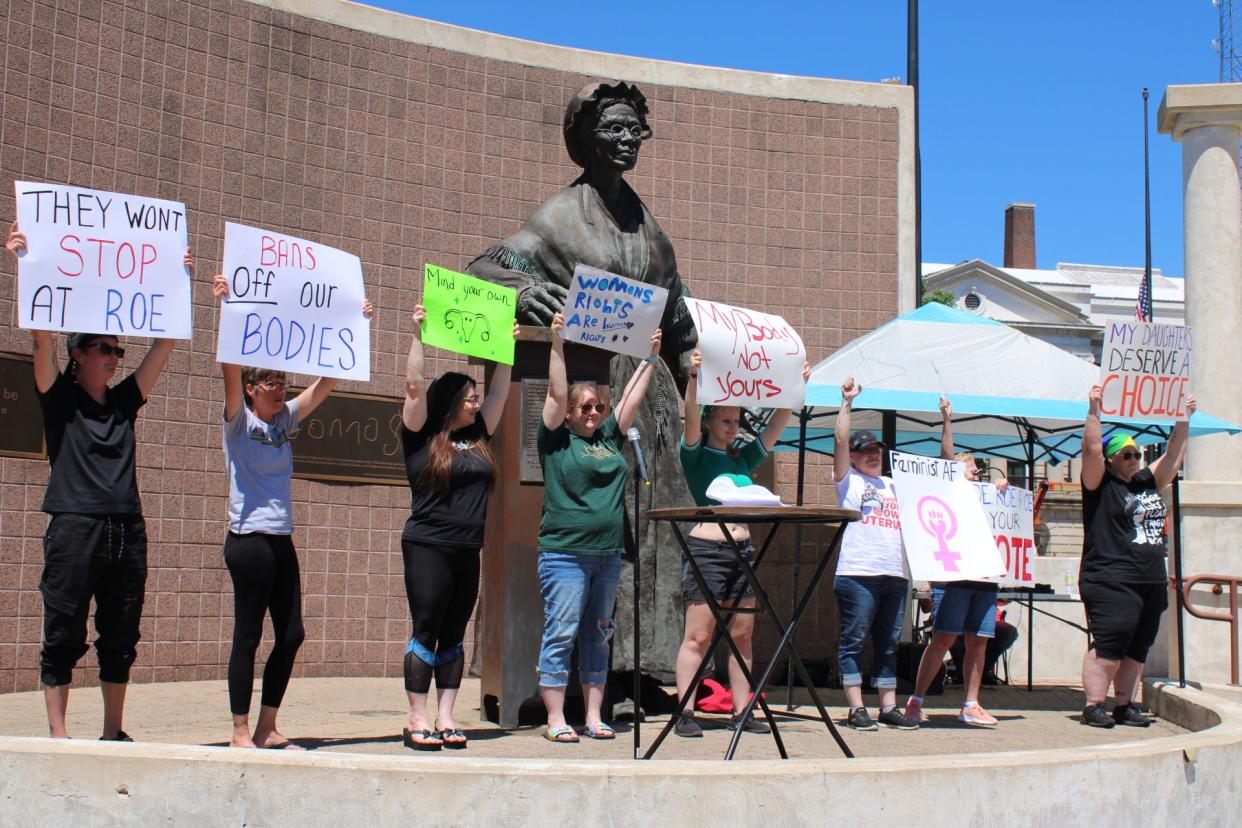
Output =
[
  {"x1": 537, "y1": 413, "x2": 628, "y2": 555},
  {"x1": 679, "y1": 436, "x2": 768, "y2": 507}
]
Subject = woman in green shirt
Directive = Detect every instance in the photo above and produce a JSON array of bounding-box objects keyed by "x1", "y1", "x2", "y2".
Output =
[{"x1": 536, "y1": 312, "x2": 661, "y2": 743}]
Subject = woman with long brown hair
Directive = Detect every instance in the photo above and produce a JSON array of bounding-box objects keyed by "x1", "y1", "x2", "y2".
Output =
[{"x1": 399, "y1": 303, "x2": 514, "y2": 750}]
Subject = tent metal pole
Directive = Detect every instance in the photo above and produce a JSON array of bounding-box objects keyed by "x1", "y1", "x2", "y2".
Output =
[{"x1": 787, "y1": 407, "x2": 810, "y2": 709}]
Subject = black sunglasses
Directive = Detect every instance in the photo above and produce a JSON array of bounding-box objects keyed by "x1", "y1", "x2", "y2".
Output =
[
  {"x1": 86, "y1": 342, "x2": 126, "y2": 358},
  {"x1": 576, "y1": 403, "x2": 607, "y2": 414},
  {"x1": 1115, "y1": 450, "x2": 1141, "y2": 461}
]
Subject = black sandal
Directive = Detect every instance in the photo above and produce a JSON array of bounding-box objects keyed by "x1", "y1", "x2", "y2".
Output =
[
  {"x1": 438, "y1": 727, "x2": 467, "y2": 749},
  {"x1": 402, "y1": 727, "x2": 442, "y2": 751}
]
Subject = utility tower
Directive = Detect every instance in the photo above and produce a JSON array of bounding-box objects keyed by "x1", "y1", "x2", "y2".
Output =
[{"x1": 1217, "y1": 0, "x2": 1242, "y2": 80}]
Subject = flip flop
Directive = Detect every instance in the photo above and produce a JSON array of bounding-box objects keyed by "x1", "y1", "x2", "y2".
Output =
[
  {"x1": 583, "y1": 722, "x2": 615, "y2": 740},
  {"x1": 438, "y1": 727, "x2": 468, "y2": 749},
  {"x1": 543, "y1": 726, "x2": 579, "y2": 743},
  {"x1": 403, "y1": 727, "x2": 443, "y2": 751},
  {"x1": 261, "y1": 740, "x2": 305, "y2": 751}
]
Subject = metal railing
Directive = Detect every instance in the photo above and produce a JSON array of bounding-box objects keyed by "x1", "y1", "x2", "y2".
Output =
[{"x1": 1180, "y1": 574, "x2": 1242, "y2": 686}]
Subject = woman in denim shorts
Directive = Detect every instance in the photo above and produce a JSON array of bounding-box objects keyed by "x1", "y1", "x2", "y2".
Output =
[
  {"x1": 534, "y1": 313, "x2": 661, "y2": 743},
  {"x1": 670, "y1": 349, "x2": 807, "y2": 737}
]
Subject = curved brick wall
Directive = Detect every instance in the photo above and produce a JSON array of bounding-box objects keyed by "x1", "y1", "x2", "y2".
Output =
[{"x1": 0, "y1": 0, "x2": 912, "y2": 692}]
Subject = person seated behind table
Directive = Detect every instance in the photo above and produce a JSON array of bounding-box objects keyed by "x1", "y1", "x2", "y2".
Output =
[{"x1": 948, "y1": 606, "x2": 1019, "y2": 686}]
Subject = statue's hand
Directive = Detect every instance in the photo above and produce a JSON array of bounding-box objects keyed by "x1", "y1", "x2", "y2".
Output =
[{"x1": 516, "y1": 282, "x2": 568, "y2": 325}]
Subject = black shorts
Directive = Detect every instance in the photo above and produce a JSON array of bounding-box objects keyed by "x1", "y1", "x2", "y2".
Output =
[
  {"x1": 1080, "y1": 579, "x2": 1168, "y2": 662},
  {"x1": 681, "y1": 537, "x2": 755, "y2": 603}
]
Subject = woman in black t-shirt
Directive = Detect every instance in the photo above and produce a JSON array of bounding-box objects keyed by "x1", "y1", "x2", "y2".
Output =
[
  {"x1": 6, "y1": 223, "x2": 192, "y2": 741},
  {"x1": 397, "y1": 303, "x2": 514, "y2": 750},
  {"x1": 1078, "y1": 383, "x2": 1196, "y2": 729}
]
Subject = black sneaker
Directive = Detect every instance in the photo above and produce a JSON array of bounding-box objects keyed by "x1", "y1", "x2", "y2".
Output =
[
  {"x1": 673, "y1": 714, "x2": 703, "y2": 738},
  {"x1": 100, "y1": 730, "x2": 133, "y2": 742},
  {"x1": 846, "y1": 707, "x2": 878, "y2": 731},
  {"x1": 878, "y1": 707, "x2": 919, "y2": 730},
  {"x1": 1113, "y1": 704, "x2": 1153, "y2": 728},
  {"x1": 731, "y1": 712, "x2": 770, "y2": 734},
  {"x1": 1081, "y1": 703, "x2": 1116, "y2": 728}
]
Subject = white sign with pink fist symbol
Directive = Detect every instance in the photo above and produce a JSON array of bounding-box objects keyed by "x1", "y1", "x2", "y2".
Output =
[{"x1": 888, "y1": 451, "x2": 1006, "y2": 582}]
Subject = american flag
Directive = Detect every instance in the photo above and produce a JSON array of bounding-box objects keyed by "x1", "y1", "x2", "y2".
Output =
[{"x1": 1135, "y1": 270, "x2": 1152, "y2": 322}]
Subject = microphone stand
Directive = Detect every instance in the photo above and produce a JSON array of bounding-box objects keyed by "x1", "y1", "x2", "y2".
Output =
[{"x1": 630, "y1": 439, "x2": 651, "y2": 760}]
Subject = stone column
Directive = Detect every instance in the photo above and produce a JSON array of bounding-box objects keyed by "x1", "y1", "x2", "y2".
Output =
[{"x1": 1157, "y1": 84, "x2": 1242, "y2": 684}]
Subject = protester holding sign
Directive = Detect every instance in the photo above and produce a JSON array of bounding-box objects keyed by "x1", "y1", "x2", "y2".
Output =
[
  {"x1": 671, "y1": 349, "x2": 808, "y2": 738},
  {"x1": 6, "y1": 223, "x2": 193, "y2": 741},
  {"x1": 211, "y1": 274, "x2": 373, "y2": 750},
  {"x1": 536, "y1": 312, "x2": 662, "y2": 743},
  {"x1": 1079, "y1": 384, "x2": 1196, "y2": 728},
  {"x1": 832, "y1": 377, "x2": 919, "y2": 731},
  {"x1": 904, "y1": 398, "x2": 1008, "y2": 728},
  {"x1": 397, "y1": 303, "x2": 515, "y2": 751}
]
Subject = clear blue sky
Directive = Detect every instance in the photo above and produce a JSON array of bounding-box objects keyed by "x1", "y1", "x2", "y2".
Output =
[{"x1": 374, "y1": 1, "x2": 1225, "y2": 276}]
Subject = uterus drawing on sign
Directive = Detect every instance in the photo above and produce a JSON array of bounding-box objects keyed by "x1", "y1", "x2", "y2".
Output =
[
  {"x1": 916, "y1": 495, "x2": 961, "y2": 573},
  {"x1": 443, "y1": 308, "x2": 491, "y2": 343}
]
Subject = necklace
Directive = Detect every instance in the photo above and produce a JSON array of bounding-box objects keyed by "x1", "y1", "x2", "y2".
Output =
[{"x1": 452, "y1": 439, "x2": 474, "y2": 452}]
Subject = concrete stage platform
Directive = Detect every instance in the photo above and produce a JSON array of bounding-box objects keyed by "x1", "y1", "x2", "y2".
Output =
[{"x1": 1, "y1": 677, "x2": 1240, "y2": 825}]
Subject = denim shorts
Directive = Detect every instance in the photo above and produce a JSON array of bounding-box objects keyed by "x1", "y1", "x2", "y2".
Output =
[
  {"x1": 931, "y1": 582, "x2": 998, "y2": 638},
  {"x1": 681, "y1": 537, "x2": 756, "y2": 602}
]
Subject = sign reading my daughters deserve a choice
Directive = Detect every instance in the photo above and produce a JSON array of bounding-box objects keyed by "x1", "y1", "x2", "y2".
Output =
[
  {"x1": 13, "y1": 181, "x2": 192, "y2": 338},
  {"x1": 1098, "y1": 321, "x2": 1191, "y2": 423},
  {"x1": 216, "y1": 223, "x2": 371, "y2": 381},
  {"x1": 685, "y1": 297, "x2": 806, "y2": 408},
  {"x1": 421, "y1": 265, "x2": 516, "y2": 365},
  {"x1": 561, "y1": 264, "x2": 668, "y2": 358}
]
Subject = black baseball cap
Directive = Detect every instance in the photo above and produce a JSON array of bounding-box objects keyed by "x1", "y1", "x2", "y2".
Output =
[
  {"x1": 66, "y1": 332, "x2": 104, "y2": 356},
  {"x1": 848, "y1": 430, "x2": 884, "y2": 452}
]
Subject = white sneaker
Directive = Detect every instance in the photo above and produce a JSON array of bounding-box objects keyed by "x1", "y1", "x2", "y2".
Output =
[{"x1": 958, "y1": 702, "x2": 998, "y2": 727}]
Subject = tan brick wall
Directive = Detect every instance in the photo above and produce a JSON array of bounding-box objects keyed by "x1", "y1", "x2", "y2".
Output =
[{"x1": 0, "y1": 0, "x2": 904, "y2": 692}]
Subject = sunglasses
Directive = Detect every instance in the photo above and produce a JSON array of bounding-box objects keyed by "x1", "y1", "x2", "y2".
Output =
[
  {"x1": 85, "y1": 342, "x2": 125, "y2": 358},
  {"x1": 253, "y1": 380, "x2": 288, "y2": 392},
  {"x1": 576, "y1": 403, "x2": 607, "y2": 414},
  {"x1": 1114, "y1": 450, "x2": 1141, "y2": 461}
]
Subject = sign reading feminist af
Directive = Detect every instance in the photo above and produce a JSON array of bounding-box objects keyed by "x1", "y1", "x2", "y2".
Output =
[
  {"x1": 973, "y1": 482, "x2": 1036, "y2": 586},
  {"x1": 889, "y1": 451, "x2": 1006, "y2": 582},
  {"x1": 685, "y1": 298, "x2": 806, "y2": 408},
  {"x1": 13, "y1": 181, "x2": 192, "y2": 338},
  {"x1": 421, "y1": 265, "x2": 517, "y2": 365},
  {"x1": 561, "y1": 264, "x2": 668, "y2": 358},
  {"x1": 217, "y1": 223, "x2": 371, "y2": 381},
  {"x1": 1099, "y1": 321, "x2": 1192, "y2": 422}
]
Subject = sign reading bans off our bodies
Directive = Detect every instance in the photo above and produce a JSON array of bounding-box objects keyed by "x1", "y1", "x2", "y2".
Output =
[
  {"x1": 888, "y1": 450, "x2": 1006, "y2": 582},
  {"x1": 973, "y1": 482, "x2": 1036, "y2": 586},
  {"x1": 561, "y1": 264, "x2": 668, "y2": 359},
  {"x1": 685, "y1": 297, "x2": 806, "y2": 408},
  {"x1": 217, "y1": 223, "x2": 371, "y2": 381},
  {"x1": 13, "y1": 181, "x2": 192, "y2": 338},
  {"x1": 1099, "y1": 321, "x2": 1191, "y2": 422}
]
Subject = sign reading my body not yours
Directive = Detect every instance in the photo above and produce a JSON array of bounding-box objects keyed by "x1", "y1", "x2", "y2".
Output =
[
  {"x1": 13, "y1": 181, "x2": 192, "y2": 338},
  {"x1": 217, "y1": 223, "x2": 371, "y2": 381},
  {"x1": 685, "y1": 297, "x2": 806, "y2": 408}
]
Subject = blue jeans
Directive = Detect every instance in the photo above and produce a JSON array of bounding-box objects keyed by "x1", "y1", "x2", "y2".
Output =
[
  {"x1": 834, "y1": 574, "x2": 908, "y2": 689},
  {"x1": 537, "y1": 551, "x2": 621, "y2": 687}
]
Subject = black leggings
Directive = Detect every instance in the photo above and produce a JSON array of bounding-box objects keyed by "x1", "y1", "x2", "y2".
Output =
[
  {"x1": 401, "y1": 539, "x2": 481, "y2": 694},
  {"x1": 224, "y1": 532, "x2": 305, "y2": 716}
]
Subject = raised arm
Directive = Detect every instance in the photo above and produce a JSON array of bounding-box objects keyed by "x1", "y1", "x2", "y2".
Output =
[
  {"x1": 133, "y1": 248, "x2": 194, "y2": 399},
  {"x1": 542, "y1": 313, "x2": 568, "y2": 430},
  {"x1": 292, "y1": 376, "x2": 339, "y2": 420},
  {"x1": 939, "y1": 396, "x2": 955, "y2": 460},
  {"x1": 402, "y1": 304, "x2": 428, "y2": 432},
  {"x1": 614, "y1": 328, "x2": 663, "y2": 433},
  {"x1": 6, "y1": 224, "x2": 58, "y2": 391},
  {"x1": 1080, "y1": 384, "x2": 1105, "y2": 492},
  {"x1": 213, "y1": 273, "x2": 245, "y2": 420},
  {"x1": 479, "y1": 319, "x2": 519, "y2": 435},
  {"x1": 834, "y1": 376, "x2": 861, "y2": 482},
  {"x1": 761, "y1": 360, "x2": 811, "y2": 452},
  {"x1": 683, "y1": 349, "x2": 703, "y2": 446},
  {"x1": 1150, "y1": 394, "x2": 1197, "y2": 491}
]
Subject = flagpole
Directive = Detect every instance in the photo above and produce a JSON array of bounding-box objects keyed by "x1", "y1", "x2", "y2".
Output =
[{"x1": 1142, "y1": 88, "x2": 1153, "y2": 321}]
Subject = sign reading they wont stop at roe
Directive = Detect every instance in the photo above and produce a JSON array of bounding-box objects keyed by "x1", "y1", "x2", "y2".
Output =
[{"x1": 1098, "y1": 321, "x2": 1191, "y2": 423}]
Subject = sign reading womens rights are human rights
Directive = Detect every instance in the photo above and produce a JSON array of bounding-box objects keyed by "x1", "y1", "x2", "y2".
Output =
[
  {"x1": 217, "y1": 223, "x2": 371, "y2": 381},
  {"x1": 422, "y1": 265, "x2": 517, "y2": 365},
  {"x1": 888, "y1": 451, "x2": 1006, "y2": 582},
  {"x1": 685, "y1": 298, "x2": 806, "y2": 408},
  {"x1": 1098, "y1": 321, "x2": 1192, "y2": 423},
  {"x1": 973, "y1": 483, "x2": 1036, "y2": 586},
  {"x1": 13, "y1": 181, "x2": 192, "y2": 338},
  {"x1": 561, "y1": 265, "x2": 668, "y2": 358}
]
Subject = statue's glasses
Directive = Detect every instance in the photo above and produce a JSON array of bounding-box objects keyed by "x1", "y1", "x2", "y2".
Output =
[{"x1": 595, "y1": 123, "x2": 644, "y2": 140}]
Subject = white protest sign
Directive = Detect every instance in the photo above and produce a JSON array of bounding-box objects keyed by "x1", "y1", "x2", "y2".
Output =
[
  {"x1": 13, "y1": 181, "x2": 191, "y2": 338},
  {"x1": 685, "y1": 297, "x2": 806, "y2": 408},
  {"x1": 1098, "y1": 321, "x2": 1191, "y2": 422},
  {"x1": 973, "y1": 483, "x2": 1036, "y2": 587},
  {"x1": 561, "y1": 264, "x2": 668, "y2": 358},
  {"x1": 216, "y1": 223, "x2": 370, "y2": 381},
  {"x1": 889, "y1": 451, "x2": 1006, "y2": 582}
]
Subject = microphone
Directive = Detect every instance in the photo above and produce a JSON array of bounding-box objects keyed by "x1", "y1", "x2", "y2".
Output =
[{"x1": 626, "y1": 427, "x2": 652, "y2": 487}]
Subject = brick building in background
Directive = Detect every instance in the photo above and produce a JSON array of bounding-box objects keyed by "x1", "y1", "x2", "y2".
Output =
[{"x1": 0, "y1": 0, "x2": 915, "y2": 692}]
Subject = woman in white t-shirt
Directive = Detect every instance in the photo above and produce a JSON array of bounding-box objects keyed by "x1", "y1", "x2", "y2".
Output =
[{"x1": 832, "y1": 377, "x2": 918, "y2": 731}]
